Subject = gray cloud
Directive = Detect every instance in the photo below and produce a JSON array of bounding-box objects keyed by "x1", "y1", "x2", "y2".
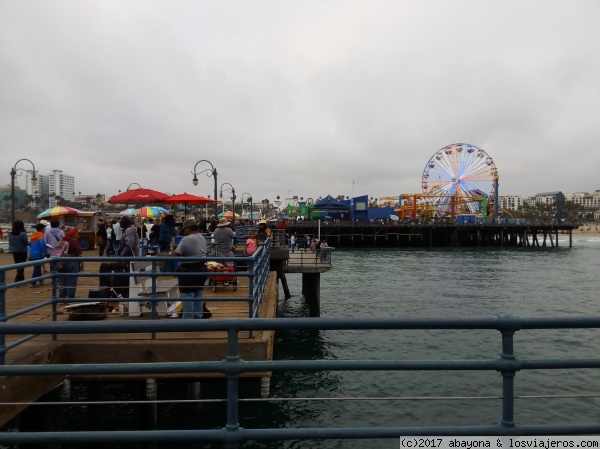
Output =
[{"x1": 1, "y1": 0, "x2": 599, "y2": 203}]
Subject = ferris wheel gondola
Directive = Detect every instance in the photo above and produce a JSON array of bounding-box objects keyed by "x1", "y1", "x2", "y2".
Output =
[{"x1": 421, "y1": 143, "x2": 499, "y2": 215}]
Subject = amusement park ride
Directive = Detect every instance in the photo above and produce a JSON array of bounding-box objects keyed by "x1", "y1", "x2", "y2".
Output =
[{"x1": 381, "y1": 143, "x2": 501, "y2": 219}]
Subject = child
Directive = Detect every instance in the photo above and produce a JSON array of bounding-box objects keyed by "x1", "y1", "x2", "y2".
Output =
[
  {"x1": 29, "y1": 223, "x2": 47, "y2": 287},
  {"x1": 245, "y1": 231, "x2": 258, "y2": 256}
]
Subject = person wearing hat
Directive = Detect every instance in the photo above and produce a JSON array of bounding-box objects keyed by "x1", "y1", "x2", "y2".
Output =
[
  {"x1": 169, "y1": 218, "x2": 210, "y2": 319},
  {"x1": 28, "y1": 223, "x2": 48, "y2": 287},
  {"x1": 57, "y1": 226, "x2": 83, "y2": 302},
  {"x1": 213, "y1": 218, "x2": 237, "y2": 259},
  {"x1": 256, "y1": 220, "x2": 271, "y2": 244}
]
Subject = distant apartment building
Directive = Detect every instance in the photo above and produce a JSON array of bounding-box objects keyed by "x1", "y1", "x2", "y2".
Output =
[
  {"x1": 565, "y1": 191, "x2": 600, "y2": 209},
  {"x1": 534, "y1": 191, "x2": 565, "y2": 205},
  {"x1": 498, "y1": 193, "x2": 563, "y2": 208},
  {"x1": 24, "y1": 173, "x2": 50, "y2": 208},
  {"x1": 497, "y1": 190, "x2": 600, "y2": 219},
  {"x1": 497, "y1": 195, "x2": 526, "y2": 210},
  {"x1": 75, "y1": 193, "x2": 106, "y2": 210},
  {"x1": 48, "y1": 170, "x2": 75, "y2": 206},
  {"x1": 27, "y1": 170, "x2": 75, "y2": 208}
]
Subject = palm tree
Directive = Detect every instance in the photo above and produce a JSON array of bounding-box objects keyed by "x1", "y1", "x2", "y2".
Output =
[
  {"x1": 24, "y1": 194, "x2": 35, "y2": 208},
  {"x1": 95, "y1": 193, "x2": 103, "y2": 211},
  {"x1": 55, "y1": 195, "x2": 65, "y2": 206}
]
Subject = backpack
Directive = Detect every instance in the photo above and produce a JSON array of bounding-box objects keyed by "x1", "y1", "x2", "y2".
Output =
[{"x1": 50, "y1": 240, "x2": 70, "y2": 270}]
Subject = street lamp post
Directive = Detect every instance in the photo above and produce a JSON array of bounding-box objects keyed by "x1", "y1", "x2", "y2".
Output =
[
  {"x1": 192, "y1": 160, "x2": 218, "y2": 218},
  {"x1": 10, "y1": 159, "x2": 37, "y2": 223},
  {"x1": 205, "y1": 195, "x2": 211, "y2": 219},
  {"x1": 126, "y1": 183, "x2": 142, "y2": 190},
  {"x1": 274, "y1": 195, "x2": 281, "y2": 213},
  {"x1": 219, "y1": 182, "x2": 236, "y2": 220},
  {"x1": 306, "y1": 197, "x2": 314, "y2": 220},
  {"x1": 241, "y1": 193, "x2": 253, "y2": 221}
]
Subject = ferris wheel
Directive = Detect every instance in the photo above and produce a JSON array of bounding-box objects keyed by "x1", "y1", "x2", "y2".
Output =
[{"x1": 421, "y1": 143, "x2": 499, "y2": 214}]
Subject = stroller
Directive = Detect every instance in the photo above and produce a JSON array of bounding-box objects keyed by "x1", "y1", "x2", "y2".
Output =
[{"x1": 207, "y1": 262, "x2": 238, "y2": 292}]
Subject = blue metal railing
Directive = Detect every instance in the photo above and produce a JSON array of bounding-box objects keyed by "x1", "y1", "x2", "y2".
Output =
[
  {"x1": 1, "y1": 316, "x2": 600, "y2": 445},
  {"x1": 0, "y1": 244, "x2": 271, "y2": 363}
]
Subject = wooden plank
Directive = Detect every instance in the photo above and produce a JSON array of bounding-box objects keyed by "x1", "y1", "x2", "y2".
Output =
[{"x1": 60, "y1": 340, "x2": 268, "y2": 364}]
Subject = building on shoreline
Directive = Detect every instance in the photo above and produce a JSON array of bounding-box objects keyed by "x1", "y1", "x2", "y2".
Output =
[{"x1": 27, "y1": 170, "x2": 75, "y2": 208}]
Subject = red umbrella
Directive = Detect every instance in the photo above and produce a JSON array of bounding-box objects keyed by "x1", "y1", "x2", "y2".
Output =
[
  {"x1": 162, "y1": 192, "x2": 218, "y2": 218},
  {"x1": 162, "y1": 192, "x2": 217, "y2": 205},
  {"x1": 107, "y1": 188, "x2": 171, "y2": 204}
]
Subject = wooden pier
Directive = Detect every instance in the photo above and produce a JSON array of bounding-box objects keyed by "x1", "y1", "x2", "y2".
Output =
[
  {"x1": 265, "y1": 244, "x2": 333, "y2": 318},
  {"x1": 287, "y1": 222, "x2": 580, "y2": 248},
  {"x1": 0, "y1": 254, "x2": 278, "y2": 426}
]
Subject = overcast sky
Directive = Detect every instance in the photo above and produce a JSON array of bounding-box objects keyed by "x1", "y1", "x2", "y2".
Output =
[{"x1": 1, "y1": 0, "x2": 599, "y2": 204}]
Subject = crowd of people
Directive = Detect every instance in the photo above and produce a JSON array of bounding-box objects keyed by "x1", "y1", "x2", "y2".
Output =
[
  {"x1": 7, "y1": 219, "x2": 83, "y2": 301},
  {"x1": 5, "y1": 214, "x2": 330, "y2": 317}
]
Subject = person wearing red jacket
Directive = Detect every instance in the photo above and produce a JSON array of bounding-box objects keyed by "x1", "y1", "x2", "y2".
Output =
[{"x1": 57, "y1": 226, "x2": 83, "y2": 302}]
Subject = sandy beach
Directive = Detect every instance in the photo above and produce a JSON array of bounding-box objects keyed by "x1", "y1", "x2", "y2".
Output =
[{"x1": 573, "y1": 223, "x2": 600, "y2": 235}]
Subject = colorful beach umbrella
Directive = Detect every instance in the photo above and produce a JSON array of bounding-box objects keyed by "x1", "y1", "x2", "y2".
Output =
[
  {"x1": 133, "y1": 206, "x2": 171, "y2": 218},
  {"x1": 218, "y1": 211, "x2": 240, "y2": 219},
  {"x1": 107, "y1": 188, "x2": 171, "y2": 204},
  {"x1": 37, "y1": 206, "x2": 83, "y2": 219}
]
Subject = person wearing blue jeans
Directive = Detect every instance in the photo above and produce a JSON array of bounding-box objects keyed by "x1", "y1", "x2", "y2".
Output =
[
  {"x1": 58, "y1": 260, "x2": 81, "y2": 301},
  {"x1": 57, "y1": 226, "x2": 83, "y2": 302},
  {"x1": 169, "y1": 219, "x2": 210, "y2": 319},
  {"x1": 112, "y1": 220, "x2": 122, "y2": 257},
  {"x1": 29, "y1": 223, "x2": 47, "y2": 287}
]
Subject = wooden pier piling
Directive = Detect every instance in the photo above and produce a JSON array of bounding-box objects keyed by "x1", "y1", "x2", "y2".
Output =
[{"x1": 287, "y1": 222, "x2": 579, "y2": 248}]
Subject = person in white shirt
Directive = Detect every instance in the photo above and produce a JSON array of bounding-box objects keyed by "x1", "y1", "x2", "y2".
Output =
[
  {"x1": 112, "y1": 220, "x2": 122, "y2": 256},
  {"x1": 320, "y1": 240, "x2": 329, "y2": 262}
]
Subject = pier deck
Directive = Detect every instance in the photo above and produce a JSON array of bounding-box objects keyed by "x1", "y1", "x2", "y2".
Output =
[{"x1": 0, "y1": 254, "x2": 278, "y2": 425}]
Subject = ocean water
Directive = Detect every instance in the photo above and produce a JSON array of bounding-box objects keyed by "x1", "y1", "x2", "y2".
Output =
[
  {"x1": 159, "y1": 235, "x2": 600, "y2": 448},
  {"x1": 6, "y1": 236, "x2": 600, "y2": 448}
]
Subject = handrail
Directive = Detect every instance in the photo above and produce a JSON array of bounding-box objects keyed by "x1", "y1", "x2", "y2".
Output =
[
  {"x1": 1, "y1": 316, "x2": 600, "y2": 445},
  {"x1": 0, "y1": 245, "x2": 271, "y2": 362}
]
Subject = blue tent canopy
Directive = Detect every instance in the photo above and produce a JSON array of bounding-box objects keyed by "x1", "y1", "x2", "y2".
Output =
[{"x1": 313, "y1": 195, "x2": 349, "y2": 211}]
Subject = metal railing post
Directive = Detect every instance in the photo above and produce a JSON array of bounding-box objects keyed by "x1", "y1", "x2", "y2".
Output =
[
  {"x1": 500, "y1": 329, "x2": 516, "y2": 429},
  {"x1": 51, "y1": 264, "x2": 59, "y2": 341},
  {"x1": 150, "y1": 259, "x2": 158, "y2": 340},
  {"x1": 0, "y1": 269, "x2": 6, "y2": 365},
  {"x1": 225, "y1": 329, "x2": 241, "y2": 448}
]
